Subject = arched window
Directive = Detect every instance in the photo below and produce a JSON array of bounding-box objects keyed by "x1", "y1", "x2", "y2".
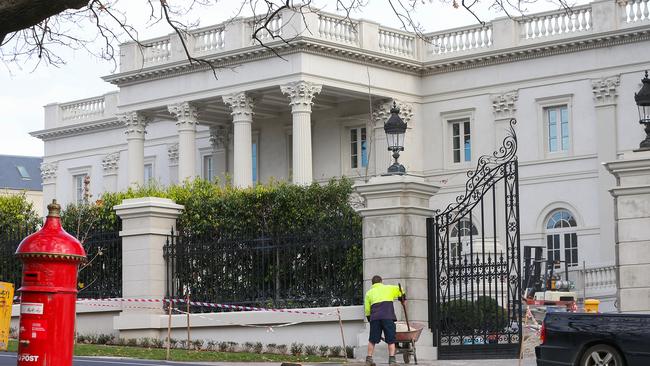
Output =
[
  {"x1": 545, "y1": 209, "x2": 578, "y2": 267},
  {"x1": 450, "y1": 218, "x2": 479, "y2": 258}
]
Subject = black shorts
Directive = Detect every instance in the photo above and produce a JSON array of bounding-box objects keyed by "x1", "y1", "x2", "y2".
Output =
[{"x1": 369, "y1": 319, "x2": 396, "y2": 344}]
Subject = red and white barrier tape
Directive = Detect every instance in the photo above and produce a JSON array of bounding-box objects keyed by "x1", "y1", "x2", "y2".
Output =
[{"x1": 14, "y1": 296, "x2": 331, "y2": 317}]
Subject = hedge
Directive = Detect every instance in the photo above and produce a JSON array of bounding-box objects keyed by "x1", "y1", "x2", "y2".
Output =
[{"x1": 61, "y1": 178, "x2": 362, "y2": 240}]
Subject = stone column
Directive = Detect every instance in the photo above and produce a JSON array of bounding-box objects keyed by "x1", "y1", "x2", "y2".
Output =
[
  {"x1": 113, "y1": 197, "x2": 184, "y2": 336},
  {"x1": 605, "y1": 151, "x2": 650, "y2": 313},
  {"x1": 101, "y1": 152, "x2": 120, "y2": 192},
  {"x1": 40, "y1": 162, "x2": 57, "y2": 215},
  {"x1": 223, "y1": 92, "x2": 254, "y2": 187},
  {"x1": 120, "y1": 112, "x2": 148, "y2": 187},
  {"x1": 209, "y1": 125, "x2": 229, "y2": 183},
  {"x1": 354, "y1": 175, "x2": 440, "y2": 360},
  {"x1": 167, "y1": 143, "x2": 179, "y2": 185},
  {"x1": 281, "y1": 81, "x2": 322, "y2": 185},
  {"x1": 593, "y1": 76, "x2": 620, "y2": 265},
  {"x1": 168, "y1": 102, "x2": 199, "y2": 182}
]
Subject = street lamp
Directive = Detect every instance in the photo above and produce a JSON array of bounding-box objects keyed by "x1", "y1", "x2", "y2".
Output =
[
  {"x1": 384, "y1": 102, "x2": 407, "y2": 175},
  {"x1": 635, "y1": 70, "x2": 650, "y2": 151}
]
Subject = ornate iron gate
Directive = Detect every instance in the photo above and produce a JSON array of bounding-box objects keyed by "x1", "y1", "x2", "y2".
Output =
[{"x1": 428, "y1": 119, "x2": 521, "y2": 360}]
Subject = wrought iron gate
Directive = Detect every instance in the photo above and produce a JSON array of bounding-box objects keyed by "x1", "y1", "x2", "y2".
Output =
[{"x1": 428, "y1": 119, "x2": 521, "y2": 360}]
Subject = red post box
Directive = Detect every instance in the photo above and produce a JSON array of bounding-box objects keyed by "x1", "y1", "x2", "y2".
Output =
[{"x1": 15, "y1": 200, "x2": 86, "y2": 366}]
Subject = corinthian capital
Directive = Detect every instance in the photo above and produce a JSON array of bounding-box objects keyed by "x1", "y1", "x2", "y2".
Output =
[
  {"x1": 280, "y1": 81, "x2": 322, "y2": 112},
  {"x1": 372, "y1": 99, "x2": 413, "y2": 127},
  {"x1": 168, "y1": 102, "x2": 199, "y2": 129},
  {"x1": 209, "y1": 125, "x2": 229, "y2": 150},
  {"x1": 222, "y1": 92, "x2": 254, "y2": 117},
  {"x1": 592, "y1": 76, "x2": 620, "y2": 105},
  {"x1": 119, "y1": 112, "x2": 149, "y2": 138},
  {"x1": 102, "y1": 152, "x2": 120, "y2": 175},
  {"x1": 491, "y1": 91, "x2": 518, "y2": 118},
  {"x1": 40, "y1": 162, "x2": 58, "y2": 184}
]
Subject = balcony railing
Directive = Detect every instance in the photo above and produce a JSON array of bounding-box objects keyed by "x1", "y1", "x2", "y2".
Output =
[
  {"x1": 114, "y1": 0, "x2": 649, "y2": 73},
  {"x1": 568, "y1": 264, "x2": 617, "y2": 300},
  {"x1": 44, "y1": 92, "x2": 118, "y2": 129}
]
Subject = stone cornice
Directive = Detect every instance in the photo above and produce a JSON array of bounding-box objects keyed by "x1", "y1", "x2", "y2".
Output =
[
  {"x1": 30, "y1": 119, "x2": 123, "y2": 141},
  {"x1": 101, "y1": 26, "x2": 650, "y2": 87}
]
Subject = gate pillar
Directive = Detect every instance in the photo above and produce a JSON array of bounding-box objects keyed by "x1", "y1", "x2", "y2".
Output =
[
  {"x1": 605, "y1": 151, "x2": 650, "y2": 313},
  {"x1": 113, "y1": 197, "x2": 184, "y2": 338},
  {"x1": 354, "y1": 175, "x2": 440, "y2": 360}
]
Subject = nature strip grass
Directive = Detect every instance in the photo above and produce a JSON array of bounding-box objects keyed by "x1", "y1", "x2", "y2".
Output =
[{"x1": 6, "y1": 340, "x2": 339, "y2": 362}]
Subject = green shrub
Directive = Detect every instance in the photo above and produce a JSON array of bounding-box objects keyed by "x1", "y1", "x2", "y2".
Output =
[
  {"x1": 346, "y1": 346, "x2": 354, "y2": 358},
  {"x1": 0, "y1": 193, "x2": 40, "y2": 231},
  {"x1": 304, "y1": 345, "x2": 318, "y2": 356},
  {"x1": 329, "y1": 346, "x2": 343, "y2": 357},
  {"x1": 253, "y1": 342, "x2": 263, "y2": 354},
  {"x1": 439, "y1": 296, "x2": 508, "y2": 333},
  {"x1": 277, "y1": 344, "x2": 288, "y2": 355},
  {"x1": 218, "y1": 341, "x2": 229, "y2": 352},
  {"x1": 266, "y1": 343, "x2": 277, "y2": 354},
  {"x1": 243, "y1": 341, "x2": 254, "y2": 353},
  {"x1": 318, "y1": 345, "x2": 329, "y2": 357},
  {"x1": 290, "y1": 342, "x2": 304, "y2": 356}
]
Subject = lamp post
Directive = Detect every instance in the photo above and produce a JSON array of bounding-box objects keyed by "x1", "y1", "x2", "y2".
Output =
[
  {"x1": 635, "y1": 70, "x2": 650, "y2": 151},
  {"x1": 384, "y1": 102, "x2": 407, "y2": 175}
]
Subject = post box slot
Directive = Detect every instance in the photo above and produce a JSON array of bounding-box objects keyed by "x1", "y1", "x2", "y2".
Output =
[{"x1": 23, "y1": 272, "x2": 39, "y2": 282}]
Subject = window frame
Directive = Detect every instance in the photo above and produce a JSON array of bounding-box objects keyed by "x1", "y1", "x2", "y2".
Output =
[
  {"x1": 143, "y1": 157, "x2": 155, "y2": 184},
  {"x1": 536, "y1": 95, "x2": 573, "y2": 159},
  {"x1": 339, "y1": 118, "x2": 372, "y2": 177},
  {"x1": 69, "y1": 166, "x2": 91, "y2": 204},
  {"x1": 442, "y1": 109, "x2": 475, "y2": 169},
  {"x1": 544, "y1": 209, "x2": 579, "y2": 268}
]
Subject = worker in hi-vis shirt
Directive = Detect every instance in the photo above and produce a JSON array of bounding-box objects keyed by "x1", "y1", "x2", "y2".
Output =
[{"x1": 364, "y1": 275, "x2": 405, "y2": 366}]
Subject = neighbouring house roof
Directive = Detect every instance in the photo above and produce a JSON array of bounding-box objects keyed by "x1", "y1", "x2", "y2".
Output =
[{"x1": 0, "y1": 155, "x2": 43, "y2": 191}]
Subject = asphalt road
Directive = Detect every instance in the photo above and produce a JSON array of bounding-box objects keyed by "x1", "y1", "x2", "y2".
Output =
[{"x1": 0, "y1": 352, "x2": 537, "y2": 366}]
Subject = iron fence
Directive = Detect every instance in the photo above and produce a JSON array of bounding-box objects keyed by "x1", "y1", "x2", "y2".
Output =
[
  {"x1": 0, "y1": 224, "x2": 122, "y2": 299},
  {"x1": 164, "y1": 227, "x2": 363, "y2": 309},
  {"x1": 77, "y1": 228, "x2": 123, "y2": 299}
]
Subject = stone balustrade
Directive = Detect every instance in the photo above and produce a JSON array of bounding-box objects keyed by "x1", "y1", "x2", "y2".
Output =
[
  {"x1": 518, "y1": 5, "x2": 592, "y2": 40},
  {"x1": 44, "y1": 92, "x2": 119, "y2": 129},
  {"x1": 113, "y1": 1, "x2": 649, "y2": 73},
  {"x1": 568, "y1": 264, "x2": 617, "y2": 296}
]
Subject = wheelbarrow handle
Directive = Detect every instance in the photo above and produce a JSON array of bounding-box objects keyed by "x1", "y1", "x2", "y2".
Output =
[{"x1": 398, "y1": 283, "x2": 411, "y2": 333}]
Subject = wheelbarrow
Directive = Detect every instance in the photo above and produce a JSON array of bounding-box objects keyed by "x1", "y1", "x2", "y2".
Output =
[{"x1": 394, "y1": 321, "x2": 424, "y2": 364}]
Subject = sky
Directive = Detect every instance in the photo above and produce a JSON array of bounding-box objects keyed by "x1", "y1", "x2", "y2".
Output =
[{"x1": 0, "y1": 0, "x2": 586, "y2": 157}]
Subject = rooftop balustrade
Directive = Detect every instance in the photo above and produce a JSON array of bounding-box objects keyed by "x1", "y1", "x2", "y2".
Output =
[{"x1": 115, "y1": 0, "x2": 648, "y2": 73}]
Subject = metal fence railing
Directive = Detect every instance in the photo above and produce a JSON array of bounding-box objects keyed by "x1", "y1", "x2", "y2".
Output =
[{"x1": 164, "y1": 226, "x2": 363, "y2": 310}]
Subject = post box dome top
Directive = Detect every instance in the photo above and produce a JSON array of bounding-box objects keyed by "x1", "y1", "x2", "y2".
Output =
[{"x1": 15, "y1": 200, "x2": 86, "y2": 261}]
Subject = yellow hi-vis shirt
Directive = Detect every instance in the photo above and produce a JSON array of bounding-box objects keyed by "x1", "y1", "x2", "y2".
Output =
[{"x1": 364, "y1": 283, "x2": 404, "y2": 321}]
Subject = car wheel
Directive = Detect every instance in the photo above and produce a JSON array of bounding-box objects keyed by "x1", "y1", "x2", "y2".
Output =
[{"x1": 580, "y1": 344, "x2": 624, "y2": 366}]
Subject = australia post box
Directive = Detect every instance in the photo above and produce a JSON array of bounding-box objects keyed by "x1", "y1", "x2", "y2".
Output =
[{"x1": 15, "y1": 200, "x2": 86, "y2": 366}]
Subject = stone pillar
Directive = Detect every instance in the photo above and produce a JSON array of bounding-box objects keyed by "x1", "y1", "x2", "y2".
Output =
[
  {"x1": 223, "y1": 92, "x2": 254, "y2": 187},
  {"x1": 593, "y1": 76, "x2": 620, "y2": 265},
  {"x1": 120, "y1": 112, "x2": 148, "y2": 187},
  {"x1": 605, "y1": 151, "x2": 650, "y2": 313},
  {"x1": 281, "y1": 81, "x2": 322, "y2": 185},
  {"x1": 167, "y1": 143, "x2": 179, "y2": 185},
  {"x1": 101, "y1": 152, "x2": 120, "y2": 192},
  {"x1": 209, "y1": 125, "x2": 229, "y2": 183},
  {"x1": 168, "y1": 102, "x2": 199, "y2": 182},
  {"x1": 491, "y1": 90, "x2": 518, "y2": 147},
  {"x1": 354, "y1": 175, "x2": 440, "y2": 360},
  {"x1": 40, "y1": 162, "x2": 57, "y2": 215},
  {"x1": 113, "y1": 197, "x2": 184, "y2": 335}
]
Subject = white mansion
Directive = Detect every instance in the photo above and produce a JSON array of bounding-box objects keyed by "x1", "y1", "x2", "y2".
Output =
[{"x1": 33, "y1": 0, "x2": 650, "y2": 311}]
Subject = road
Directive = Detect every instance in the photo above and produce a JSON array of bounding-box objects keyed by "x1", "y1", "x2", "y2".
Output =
[{"x1": 0, "y1": 352, "x2": 537, "y2": 366}]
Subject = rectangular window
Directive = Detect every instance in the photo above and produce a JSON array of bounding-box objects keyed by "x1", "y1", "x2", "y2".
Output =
[
  {"x1": 349, "y1": 127, "x2": 368, "y2": 170},
  {"x1": 73, "y1": 174, "x2": 86, "y2": 203},
  {"x1": 564, "y1": 233, "x2": 578, "y2": 267},
  {"x1": 203, "y1": 155, "x2": 214, "y2": 182},
  {"x1": 547, "y1": 234, "x2": 561, "y2": 268},
  {"x1": 16, "y1": 165, "x2": 31, "y2": 180},
  {"x1": 144, "y1": 163, "x2": 153, "y2": 183},
  {"x1": 451, "y1": 118, "x2": 471, "y2": 163},
  {"x1": 545, "y1": 105, "x2": 569, "y2": 153}
]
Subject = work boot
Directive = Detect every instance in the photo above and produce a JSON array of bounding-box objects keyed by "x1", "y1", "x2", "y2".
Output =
[
  {"x1": 389, "y1": 355, "x2": 397, "y2": 366},
  {"x1": 365, "y1": 356, "x2": 375, "y2": 366}
]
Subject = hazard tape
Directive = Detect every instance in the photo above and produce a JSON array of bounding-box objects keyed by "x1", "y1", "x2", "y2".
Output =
[
  {"x1": 13, "y1": 295, "x2": 333, "y2": 317},
  {"x1": 170, "y1": 307, "x2": 303, "y2": 332}
]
